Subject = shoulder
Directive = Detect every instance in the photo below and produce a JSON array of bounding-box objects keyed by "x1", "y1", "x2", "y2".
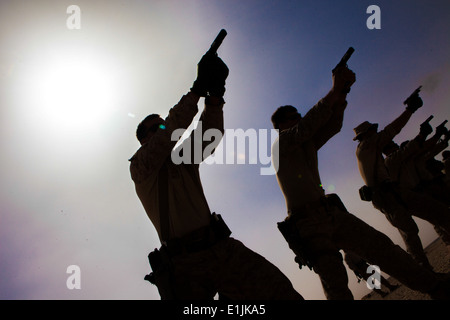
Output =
[{"x1": 129, "y1": 144, "x2": 154, "y2": 183}]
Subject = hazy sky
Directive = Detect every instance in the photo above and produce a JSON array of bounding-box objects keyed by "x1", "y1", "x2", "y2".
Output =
[{"x1": 1, "y1": 0, "x2": 449, "y2": 300}]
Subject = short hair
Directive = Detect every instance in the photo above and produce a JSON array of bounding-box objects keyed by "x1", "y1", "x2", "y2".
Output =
[
  {"x1": 136, "y1": 114, "x2": 160, "y2": 144},
  {"x1": 271, "y1": 105, "x2": 298, "y2": 129}
]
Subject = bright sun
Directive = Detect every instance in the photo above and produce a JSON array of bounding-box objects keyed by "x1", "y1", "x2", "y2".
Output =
[{"x1": 33, "y1": 54, "x2": 117, "y2": 130}]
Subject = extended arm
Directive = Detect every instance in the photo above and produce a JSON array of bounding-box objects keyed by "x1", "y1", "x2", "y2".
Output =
[{"x1": 312, "y1": 66, "x2": 355, "y2": 148}]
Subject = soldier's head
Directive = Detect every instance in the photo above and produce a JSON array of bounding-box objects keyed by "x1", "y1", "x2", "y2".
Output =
[
  {"x1": 353, "y1": 121, "x2": 378, "y2": 142},
  {"x1": 271, "y1": 105, "x2": 302, "y2": 131},
  {"x1": 382, "y1": 140, "x2": 399, "y2": 156},
  {"x1": 136, "y1": 114, "x2": 166, "y2": 145}
]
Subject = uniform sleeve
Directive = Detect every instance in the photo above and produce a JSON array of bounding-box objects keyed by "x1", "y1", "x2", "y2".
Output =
[
  {"x1": 172, "y1": 98, "x2": 225, "y2": 165},
  {"x1": 389, "y1": 140, "x2": 421, "y2": 164},
  {"x1": 130, "y1": 93, "x2": 199, "y2": 183},
  {"x1": 312, "y1": 100, "x2": 347, "y2": 149},
  {"x1": 377, "y1": 124, "x2": 399, "y2": 148},
  {"x1": 385, "y1": 140, "x2": 420, "y2": 181},
  {"x1": 193, "y1": 98, "x2": 225, "y2": 161},
  {"x1": 280, "y1": 98, "x2": 334, "y2": 148}
]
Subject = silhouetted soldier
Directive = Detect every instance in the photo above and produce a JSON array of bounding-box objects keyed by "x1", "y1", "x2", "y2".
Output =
[
  {"x1": 271, "y1": 63, "x2": 450, "y2": 300},
  {"x1": 353, "y1": 91, "x2": 435, "y2": 269},
  {"x1": 129, "y1": 37, "x2": 302, "y2": 300},
  {"x1": 343, "y1": 251, "x2": 399, "y2": 297},
  {"x1": 382, "y1": 121, "x2": 450, "y2": 250},
  {"x1": 443, "y1": 150, "x2": 450, "y2": 188},
  {"x1": 414, "y1": 126, "x2": 450, "y2": 205},
  {"x1": 383, "y1": 119, "x2": 450, "y2": 200},
  {"x1": 443, "y1": 150, "x2": 450, "y2": 247}
]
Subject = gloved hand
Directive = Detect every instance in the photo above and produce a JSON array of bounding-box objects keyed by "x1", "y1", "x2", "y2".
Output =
[
  {"x1": 435, "y1": 123, "x2": 448, "y2": 138},
  {"x1": 332, "y1": 66, "x2": 356, "y2": 94},
  {"x1": 405, "y1": 94, "x2": 423, "y2": 113},
  {"x1": 419, "y1": 121, "x2": 433, "y2": 137},
  {"x1": 191, "y1": 53, "x2": 229, "y2": 97},
  {"x1": 207, "y1": 55, "x2": 229, "y2": 97},
  {"x1": 191, "y1": 54, "x2": 214, "y2": 97}
]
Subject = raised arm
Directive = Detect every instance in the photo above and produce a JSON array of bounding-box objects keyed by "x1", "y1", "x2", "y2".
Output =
[
  {"x1": 312, "y1": 66, "x2": 355, "y2": 149},
  {"x1": 173, "y1": 53, "x2": 229, "y2": 165}
]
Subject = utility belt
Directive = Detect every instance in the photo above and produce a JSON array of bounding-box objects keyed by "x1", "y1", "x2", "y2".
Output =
[
  {"x1": 277, "y1": 194, "x2": 347, "y2": 270},
  {"x1": 164, "y1": 213, "x2": 232, "y2": 256},
  {"x1": 289, "y1": 193, "x2": 348, "y2": 218},
  {"x1": 358, "y1": 180, "x2": 398, "y2": 202},
  {"x1": 144, "y1": 213, "x2": 231, "y2": 299}
]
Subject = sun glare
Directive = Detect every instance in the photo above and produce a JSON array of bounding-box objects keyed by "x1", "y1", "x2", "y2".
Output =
[{"x1": 33, "y1": 54, "x2": 117, "y2": 130}]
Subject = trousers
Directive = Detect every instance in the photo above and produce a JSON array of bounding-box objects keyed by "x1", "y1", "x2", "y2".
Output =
[
  {"x1": 163, "y1": 237, "x2": 303, "y2": 300},
  {"x1": 371, "y1": 187, "x2": 432, "y2": 269},
  {"x1": 287, "y1": 197, "x2": 439, "y2": 300}
]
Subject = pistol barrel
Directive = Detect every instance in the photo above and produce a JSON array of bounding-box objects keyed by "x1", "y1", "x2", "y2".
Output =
[
  {"x1": 333, "y1": 47, "x2": 355, "y2": 73},
  {"x1": 208, "y1": 29, "x2": 227, "y2": 55},
  {"x1": 424, "y1": 115, "x2": 434, "y2": 123},
  {"x1": 403, "y1": 86, "x2": 422, "y2": 105},
  {"x1": 342, "y1": 47, "x2": 355, "y2": 64},
  {"x1": 438, "y1": 120, "x2": 448, "y2": 127}
]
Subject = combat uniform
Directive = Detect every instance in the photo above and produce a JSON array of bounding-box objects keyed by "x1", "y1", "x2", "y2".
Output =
[
  {"x1": 343, "y1": 251, "x2": 398, "y2": 295},
  {"x1": 385, "y1": 139, "x2": 450, "y2": 247},
  {"x1": 355, "y1": 121, "x2": 432, "y2": 268},
  {"x1": 414, "y1": 139, "x2": 450, "y2": 205},
  {"x1": 444, "y1": 155, "x2": 450, "y2": 188},
  {"x1": 130, "y1": 92, "x2": 302, "y2": 300},
  {"x1": 273, "y1": 97, "x2": 440, "y2": 300}
]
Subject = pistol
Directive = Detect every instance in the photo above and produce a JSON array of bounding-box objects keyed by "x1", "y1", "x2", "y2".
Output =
[
  {"x1": 403, "y1": 86, "x2": 422, "y2": 105},
  {"x1": 332, "y1": 47, "x2": 355, "y2": 73},
  {"x1": 421, "y1": 115, "x2": 434, "y2": 127},
  {"x1": 419, "y1": 115, "x2": 434, "y2": 136},
  {"x1": 437, "y1": 120, "x2": 448, "y2": 130},
  {"x1": 332, "y1": 47, "x2": 355, "y2": 93},
  {"x1": 206, "y1": 29, "x2": 227, "y2": 56}
]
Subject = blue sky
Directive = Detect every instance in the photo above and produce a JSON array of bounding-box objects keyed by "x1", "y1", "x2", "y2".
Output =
[{"x1": 1, "y1": 0, "x2": 449, "y2": 300}]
